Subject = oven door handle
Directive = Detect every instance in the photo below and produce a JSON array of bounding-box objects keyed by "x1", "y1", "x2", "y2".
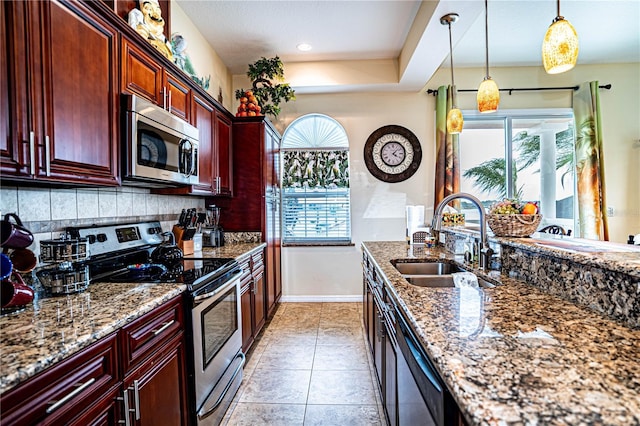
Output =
[
  {"x1": 197, "y1": 351, "x2": 245, "y2": 420},
  {"x1": 193, "y1": 271, "x2": 242, "y2": 303}
]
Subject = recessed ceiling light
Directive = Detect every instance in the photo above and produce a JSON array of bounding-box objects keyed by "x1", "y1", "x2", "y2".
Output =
[{"x1": 297, "y1": 43, "x2": 312, "y2": 52}]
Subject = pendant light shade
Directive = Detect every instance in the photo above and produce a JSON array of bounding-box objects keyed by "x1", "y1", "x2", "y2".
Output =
[
  {"x1": 477, "y1": 0, "x2": 499, "y2": 113},
  {"x1": 542, "y1": 0, "x2": 579, "y2": 74},
  {"x1": 441, "y1": 13, "x2": 463, "y2": 134},
  {"x1": 477, "y1": 78, "x2": 499, "y2": 113},
  {"x1": 447, "y1": 107, "x2": 464, "y2": 134}
]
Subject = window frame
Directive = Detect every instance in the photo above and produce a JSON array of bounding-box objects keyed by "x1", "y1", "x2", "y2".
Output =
[{"x1": 460, "y1": 108, "x2": 576, "y2": 231}]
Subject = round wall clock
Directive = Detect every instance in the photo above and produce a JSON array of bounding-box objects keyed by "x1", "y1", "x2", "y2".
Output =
[{"x1": 364, "y1": 125, "x2": 422, "y2": 183}]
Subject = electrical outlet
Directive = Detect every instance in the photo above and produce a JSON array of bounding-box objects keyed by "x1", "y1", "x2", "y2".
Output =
[{"x1": 607, "y1": 206, "x2": 614, "y2": 217}]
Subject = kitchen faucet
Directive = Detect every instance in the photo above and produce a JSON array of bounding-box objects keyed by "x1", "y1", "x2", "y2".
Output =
[{"x1": 431, "y1": 192, "x2": 494, "y2": 270}]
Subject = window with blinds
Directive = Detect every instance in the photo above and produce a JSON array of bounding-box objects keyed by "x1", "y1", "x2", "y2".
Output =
[{"x1": 281, "y1": 114, "x2": 351, "y2": 244}]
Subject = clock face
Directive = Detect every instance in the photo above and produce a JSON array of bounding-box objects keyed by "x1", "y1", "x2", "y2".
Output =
[
  {"x1": 364, "y1": 126, "x2": 422, "y2": 183},
  {"x1": 381, "y1": 141, "x2": 406, "y2": 166}
]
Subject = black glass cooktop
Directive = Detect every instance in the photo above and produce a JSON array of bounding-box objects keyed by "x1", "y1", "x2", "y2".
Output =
[{"x1": 99, "y1": 257, "x2": 238, "y2": 291}]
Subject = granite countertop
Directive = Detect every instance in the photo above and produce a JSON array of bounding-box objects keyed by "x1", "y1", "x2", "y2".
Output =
[
  {"x1": 200, "y1": 242, "x2": 266, "y2": 260},
  {"x1": 443, "y1": 226, "x2": 640, "y2": 278},
  {"x1": 362, "y1": 241, "x2": 640, "y2": 426},
  {"x1": 0, "y1": 242, "x2": 266, "y2": 396}
]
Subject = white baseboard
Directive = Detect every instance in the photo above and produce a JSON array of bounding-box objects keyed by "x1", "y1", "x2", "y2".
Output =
[{"x1": 279, "y1": 295, "x2": 362, "y2": 303}]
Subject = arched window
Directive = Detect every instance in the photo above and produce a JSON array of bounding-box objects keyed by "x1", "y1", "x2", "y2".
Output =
[{"x1": 281, "y1": 114, "x2": 351, "y2": 244}]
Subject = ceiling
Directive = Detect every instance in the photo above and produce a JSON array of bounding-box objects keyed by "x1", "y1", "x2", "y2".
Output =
[{"x1": 176, "y1": 0, "x2": 640, "y2": 93}]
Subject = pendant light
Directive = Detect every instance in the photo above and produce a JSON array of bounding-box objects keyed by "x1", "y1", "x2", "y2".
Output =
[
  {"x1": 542, "y1": 0, "x2": 579, "y2": 74},
  {"x1": 441, "y1": 13, "x2": 463, "y2": 134},
  {"x1": 477, "y1": 0, "x2": 499, "y2": 113}
]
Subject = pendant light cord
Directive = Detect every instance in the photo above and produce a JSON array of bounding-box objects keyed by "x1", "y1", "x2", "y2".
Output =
[
  {"x1": 484, "y1": 0, "x2": 490, "y2": 78},
  {"x1": 448, "y1": 21, "x2": 455, "y2": 87}
]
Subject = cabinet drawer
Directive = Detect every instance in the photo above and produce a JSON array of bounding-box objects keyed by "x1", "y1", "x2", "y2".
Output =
[
  {"x1": 121, "y1": 295, "x2": 184, "y2": 372},
  {"x1": 0, "y1": 333, "x2": 119, "y2": 426}
]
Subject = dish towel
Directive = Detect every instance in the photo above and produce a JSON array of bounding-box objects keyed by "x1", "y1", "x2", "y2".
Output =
[{"x1": 451, "y1": 272, "x2": 479, "y2": 288}]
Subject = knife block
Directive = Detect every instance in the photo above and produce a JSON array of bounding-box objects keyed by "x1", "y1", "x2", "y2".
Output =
[{"x1": 172, "y1": 225, "x2": 194, "y2": 255}]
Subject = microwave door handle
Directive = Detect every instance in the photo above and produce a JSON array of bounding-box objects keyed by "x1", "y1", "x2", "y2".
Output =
[{"x1": 179, "y1": 138, "x2": 191, "y2": 177}]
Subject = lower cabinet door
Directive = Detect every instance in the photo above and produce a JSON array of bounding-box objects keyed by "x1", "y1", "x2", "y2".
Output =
[
  {"x1": 123, "y1": 333, "x2": 189, "y2": 426},
  {"x1": 241, "y1": 283, "x2": 254, "y2": 352}
]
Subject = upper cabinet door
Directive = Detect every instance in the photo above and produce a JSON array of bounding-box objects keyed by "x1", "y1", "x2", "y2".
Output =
[
  {"x1": 214, "y1": 110, "x2": 233, "y2": 196},
  {"x1": 1, "y1": 0, "x2": 119, "y2": 185},
  {"x1": 121, "y1": 37, "x2": 164, "y2": 105},
  {"x1": 191, "y1": 94, "x2": 215, "y2": 194},
  {"x1": 164, "y1": 71, "x2": 191, "y2": 123},
  {"x1": 38, "y1": 0, "x2": 119, "y2": 185}
]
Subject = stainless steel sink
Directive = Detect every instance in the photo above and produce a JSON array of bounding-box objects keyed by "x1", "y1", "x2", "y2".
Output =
[
  {"x1": 393, "y1": 261, "x2": 495, "y2": 288},
  {"x1": 405, "y1": 275, "x2": 495, "y2": 288},
  {"x1": 394, "y1": 262, "x2": 463, "y2": 275}
]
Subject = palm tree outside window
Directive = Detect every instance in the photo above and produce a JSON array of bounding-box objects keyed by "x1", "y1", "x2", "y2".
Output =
[
  {"x1": 281, "y1": 114, "x2": 352, "y2": 244},
  {"x1": 458, "y1": 109, "x2": 576, "y2": 235}
]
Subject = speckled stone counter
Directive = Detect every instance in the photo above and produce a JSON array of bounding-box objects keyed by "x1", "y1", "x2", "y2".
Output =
[
  {"x1": 0, "y1": 282, "x2": 185, "y2": 395},
  {"x1": 441, "y1": 228, "x2": 640, "y2": 328},
  {"x1": 362, "y1": 241, "x2": 640, "y2": 426},
  {"x1": 0, "y1": 242, "x2": 265, "y2": 395},
  {"x1": 200, "y1": 241, "x2": 266, "y2": 260}
]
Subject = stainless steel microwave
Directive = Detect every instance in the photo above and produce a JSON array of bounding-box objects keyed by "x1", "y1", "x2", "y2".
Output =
[{"x1": 122, "y1": 94, "x2": 199, "y2": 186}]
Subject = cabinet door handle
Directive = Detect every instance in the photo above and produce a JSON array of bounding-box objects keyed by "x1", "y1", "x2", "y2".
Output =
[
  {"x1": 45, "y1": 135, "x2": 51, "y2": 176},
  {"x1": 161, "y1": 87, "x2": 167, "y2": 109},
  {"x1": 46, "y1": 377, "x2": 96, "y2": 414},
  {"x1": 152, "y1": 319, "x2": 175, "y2": 336},
  {"x1": 29, "y1": 131, "x2": 36, "y2": 175},
  {"x1": 216, "y1": 176, "x2": 221, "y2": 193},
  {"x1": 133, "y1": 380, "x2": 141, "y2": 420},
  {"x1": 119, "y1": 388, "x2": 132, "y2": 426},
  {"x1": 168, "y1": 90, "x2": 172, "y2": 113}
]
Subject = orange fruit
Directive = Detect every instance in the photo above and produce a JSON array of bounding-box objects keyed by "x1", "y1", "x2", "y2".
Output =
[{"x1": 522, "y1": 202, "x2": 537, "y2": 215}]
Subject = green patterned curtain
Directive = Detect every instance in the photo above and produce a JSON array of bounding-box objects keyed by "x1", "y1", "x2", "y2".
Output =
[
  {"x1": 282, "y1": 150, "x2": 350, "y2": 189},
  {"x1": 434, "y1": 85, "x2": 460, "y2": 208},
  {"x1": 573, "y1": 81, "x2": 609, "y2": 240}
]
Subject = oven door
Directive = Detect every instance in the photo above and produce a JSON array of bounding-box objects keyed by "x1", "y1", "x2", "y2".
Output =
[{"x1": 191, "y1": 271, "x2": 243, "y2": 415}]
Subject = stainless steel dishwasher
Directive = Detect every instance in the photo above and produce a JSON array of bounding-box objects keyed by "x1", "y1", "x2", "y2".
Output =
[{"x1": 395, "y1": 310, "x2": 448, "y2": 426}]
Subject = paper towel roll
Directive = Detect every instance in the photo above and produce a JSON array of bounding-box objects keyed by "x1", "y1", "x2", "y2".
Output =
[{"x1": 406, "y1": 206, "x2": 426, "y2": 242}]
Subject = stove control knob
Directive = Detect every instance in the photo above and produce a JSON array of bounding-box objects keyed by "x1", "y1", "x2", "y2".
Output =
[
  {"x1": 97, "y1": 233, "x2": 107, "y2": 243},
  {"x1": 87, "y1": 234, "x2": 97, "y2": 244}
]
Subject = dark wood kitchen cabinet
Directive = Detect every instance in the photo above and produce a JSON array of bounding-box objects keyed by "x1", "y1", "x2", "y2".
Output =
[
  {"x1": 1, "y1": 0, "x2": 119, "y2": 186},
  {"x1": 0, "y1": 295, "x2": 188, "y2": 426},
  {"x1": 121, "y1": 37, "x2": 192, "y2": 123},
  {"x1": 239, "y1": 248, "x2": 267, "y2": 353},
  {"x1": 120, "y1": 295, "x2": 188, "y2": 426},
  {"x1": 214, "y1": 109, "x2": 234, "y2": 196},
  {"x1": 210, "y1": 117, "x2": 282, "y2": 316},
  {"x1": 0, "y1": 332, "x2": 120, "y2": 425},
  {"x1": 191, "y1": 93, "x2": 217, "y2": 193}
]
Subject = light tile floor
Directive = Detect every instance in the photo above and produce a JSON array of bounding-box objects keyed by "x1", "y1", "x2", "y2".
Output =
[{"x1": 222, "y1": 302, "x2": 385, "y2": 425}]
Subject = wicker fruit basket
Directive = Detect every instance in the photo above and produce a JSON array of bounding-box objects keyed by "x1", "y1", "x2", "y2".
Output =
[{"x1": 486, "y1": 214, "x2": 542, "y2": 237}]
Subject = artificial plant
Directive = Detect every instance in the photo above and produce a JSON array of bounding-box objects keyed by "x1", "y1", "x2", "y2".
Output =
[{"x1": 235, "y1": 56, "x2": 295, "y2": 118}]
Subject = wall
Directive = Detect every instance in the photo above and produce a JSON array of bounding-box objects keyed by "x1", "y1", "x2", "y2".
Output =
[
  {"x1": 275, "y1": 92, "x2": 433, "y2": 301},
  {"x1": 273, "y1": 62, "x2": 639, "y2": 300},
  {"x1": 0, "y1": 185, "x2": 204, "y2": 263},
  {"x1": 171, "y1": 2, "x2": 233, "y2": 111}
]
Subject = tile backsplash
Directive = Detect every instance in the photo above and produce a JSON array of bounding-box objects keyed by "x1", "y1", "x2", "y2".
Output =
[{"x1": 1, "y1": 185, "x2": 205, "y2": 262}]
